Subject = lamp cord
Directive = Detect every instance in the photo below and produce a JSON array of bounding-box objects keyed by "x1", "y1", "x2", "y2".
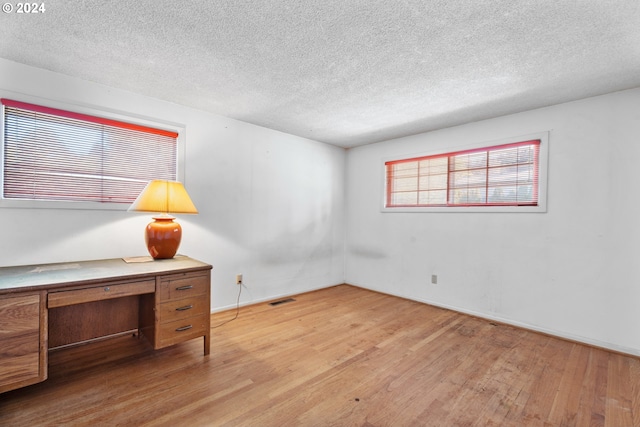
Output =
[{"x1": 211, "y1": 282, "x2": 242, "y2": 329}]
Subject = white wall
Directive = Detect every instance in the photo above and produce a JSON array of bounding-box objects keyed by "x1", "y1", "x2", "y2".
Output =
[
  {"x1": 345, "y1": 88, "x2": 640, "y2": 356},
  {"x1": 0, "y1": 59, "x2": 346, "y2": 311}
]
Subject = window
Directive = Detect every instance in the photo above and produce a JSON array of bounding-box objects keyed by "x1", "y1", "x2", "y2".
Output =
[
  {"x1": 384, "y1": 135, "x2": 548, "y2": 212},
  {"x1": 1, "y1": 98, "x2": 178, "y2": 207}
]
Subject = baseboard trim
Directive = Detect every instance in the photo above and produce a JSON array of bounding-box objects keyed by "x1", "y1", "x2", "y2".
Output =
[{"x1": 210, "y1": 281, "x2": 640, "y2": 359}]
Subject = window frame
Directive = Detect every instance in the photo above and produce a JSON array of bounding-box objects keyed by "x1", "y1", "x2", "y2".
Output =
[
  {"x1": 381, "y1": 132, "x2": 549, "y2": 213},
  {"x1": 0, "y1": 92, "x2": 186, "y2": 211}
]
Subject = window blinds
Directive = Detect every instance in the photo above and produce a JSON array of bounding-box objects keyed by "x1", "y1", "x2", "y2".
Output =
[
  {"x1": 386, "y1": 140, "x2": 540, "y2": 208},
  {"x1": 2, "y1": 99, "x2": 178, "y2": 204}
]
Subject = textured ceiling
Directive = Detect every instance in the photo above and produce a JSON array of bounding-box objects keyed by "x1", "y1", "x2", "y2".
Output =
[{"x1": 1, "y1": 0, "x2": 639, "y2": 148}]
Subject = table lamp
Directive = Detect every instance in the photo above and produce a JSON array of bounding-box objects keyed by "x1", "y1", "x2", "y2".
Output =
[{"x1": 128, "y1": 180, "x2": 198, "y2": 259}]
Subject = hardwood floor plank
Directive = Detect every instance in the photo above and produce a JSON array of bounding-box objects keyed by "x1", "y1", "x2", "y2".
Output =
[
  {"x1": 547, "y1": 344, "x2": 586, "y2": 425},
  {"x1": 1, "y1": 285, "x2": 638, "y2": 426},
  {"x1": 631, "y1": 357, "x2": 640, "y2": 427},
  {"x1": 519, "y1": 334, "x2": 573, "y2": 424},
  {"x1": 605, "y1": 353, "x2": 634, "y2": 426},
  {"x1": 574, "y1": 348, "x2": 607, "y2": 427}
]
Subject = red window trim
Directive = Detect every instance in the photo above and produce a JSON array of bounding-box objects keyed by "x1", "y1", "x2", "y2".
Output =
[
  {"x1": 385, "y1": 140, "x2": 541, "y2": 208},
  {"x1": 385, "y1": 140, "x2": 539, "y2": 166},
  {"x1": 1, "y1": 98, "x2": 178, "y2": 138}
]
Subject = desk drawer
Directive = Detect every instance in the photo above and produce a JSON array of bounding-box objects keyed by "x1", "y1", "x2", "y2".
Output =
[
  {"x1": 158, "y1": 273, "x2": 208, "y2": 302},
  {"x1": 158, "y1": 297, "x2": 208, "y2": 323},
  {"x1": 157, "y1": 314, "x2": 209, "y2": 349},
  {"x1": 0, "y1": 293, "x2": 45, "y2": 393},
  {"x1": 48, "y1": 280, "x2": 156, "y2": 308}
]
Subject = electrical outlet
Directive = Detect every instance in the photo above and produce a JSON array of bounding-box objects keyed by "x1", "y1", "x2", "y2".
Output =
[
  {"x1": 431, "y1": 274, "x2": 438, "y2": 285},
  {"x1": 236, "y1": 274, "x2": 243, "y2": 285}
]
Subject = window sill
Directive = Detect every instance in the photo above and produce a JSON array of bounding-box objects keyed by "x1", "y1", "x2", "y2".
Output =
[{"x1": 381, "y1": 204, "x2": 547, "y2": 213}]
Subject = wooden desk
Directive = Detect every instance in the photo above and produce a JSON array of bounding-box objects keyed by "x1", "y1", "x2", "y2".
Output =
[{"x1": 0, "y1": 256, "x2": 212, "y2": 393}]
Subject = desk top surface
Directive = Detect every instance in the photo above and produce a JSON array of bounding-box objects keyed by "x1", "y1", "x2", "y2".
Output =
[{"x1": 0, "y1": 256, "x2": 212, "y2": 294}]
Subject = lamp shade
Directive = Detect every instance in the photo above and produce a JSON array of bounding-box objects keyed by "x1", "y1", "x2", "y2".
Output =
[{"x1": 128, "y1": 180, "x2": 198, "y2": 214}]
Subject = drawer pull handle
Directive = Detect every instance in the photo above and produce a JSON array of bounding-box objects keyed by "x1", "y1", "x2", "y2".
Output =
[
  {"x1": 175, "y1": 325, "x2": 193, "y2": 332},
  {"x1": 176, "y1": 304, "x2": 193, "y2": 311},
  {"x1": 176, "y1": 285, "x2": 193, "y2": 291},
  {"x1": 104, "y1": 287, "x2": 110, "y2": 292}
]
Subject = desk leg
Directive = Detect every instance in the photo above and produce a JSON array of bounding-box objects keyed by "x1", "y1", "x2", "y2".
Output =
[{"x1": 204, "y1": 333, "x2": 210, "y2": 355}]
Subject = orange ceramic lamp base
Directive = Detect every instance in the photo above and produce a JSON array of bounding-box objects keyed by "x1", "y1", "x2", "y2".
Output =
[{"x1": 145, "y1": 216, "x2": 182, "y2": 259}]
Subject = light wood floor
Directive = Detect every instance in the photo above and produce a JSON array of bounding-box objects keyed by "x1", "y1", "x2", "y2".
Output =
[{"x1": 1, "y1": 285, "x2": 639, "y2": 426}]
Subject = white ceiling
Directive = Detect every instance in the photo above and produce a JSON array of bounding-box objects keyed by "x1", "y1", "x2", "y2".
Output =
[{"x1": 1, "y1": 0, "x2": 639, "y2": 148}]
